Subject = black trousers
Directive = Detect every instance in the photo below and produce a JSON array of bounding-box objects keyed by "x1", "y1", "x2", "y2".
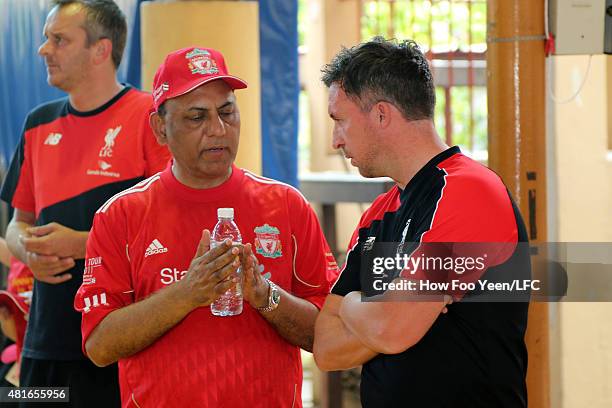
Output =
[{"x1": 19, "y1": 357, "x2": 120, "y2": 408}]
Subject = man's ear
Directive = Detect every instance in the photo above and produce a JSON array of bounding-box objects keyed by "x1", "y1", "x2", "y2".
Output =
[
  {"x1": 149, "y1": 112, "x2": 168, "y2": 145},
  {"x1": 92, "y1": 38, "x2": 112, "y2": 66},
  {"x1": 373, "y1": 101, "x2": 393, "y2": 129}
]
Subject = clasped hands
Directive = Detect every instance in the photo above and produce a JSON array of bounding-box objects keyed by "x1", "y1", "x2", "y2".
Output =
[
  {"x1": 179, "y1": 230, "x2": 270, "y2": 309},
  {"x1": 20, "y1": 222, "x2": 87, "y2": 284}
]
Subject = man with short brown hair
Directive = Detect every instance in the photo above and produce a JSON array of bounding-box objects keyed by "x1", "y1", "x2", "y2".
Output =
[
  {"x1": 314, "y1": 37, "x2": 529, "y2": 407},
  {"x1": 1, "y1": 1, "x2": 170, "y2": 405}
]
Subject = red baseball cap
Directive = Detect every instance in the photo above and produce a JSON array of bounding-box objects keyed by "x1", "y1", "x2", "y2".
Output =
[
  {"x1": 151, "y1": 46, "x2": 248, "y2": 111},
  {"x1": 0, "y1": 258, "x2": 33, "y2": 359},
  {"x1": 0, "y1": 258, "x2": 32, "y2": 317}
]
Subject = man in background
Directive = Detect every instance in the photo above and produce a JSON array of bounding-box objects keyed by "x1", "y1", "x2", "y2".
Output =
[{"x1": 1, "y1": 1, "x2": 169, "y2": 405}]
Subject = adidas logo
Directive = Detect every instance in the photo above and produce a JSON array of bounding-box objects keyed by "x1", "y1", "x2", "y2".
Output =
[{"x1": 145, "y1": 239, "x2": 168, "y2": 257}]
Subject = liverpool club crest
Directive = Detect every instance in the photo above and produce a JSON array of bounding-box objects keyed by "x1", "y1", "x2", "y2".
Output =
[
  {"x1": 185, "y1": 48, "x2": 219, "y2": 76},
  {"x1": 254, "y1": 224, "x2": 282, "y2": 259}
]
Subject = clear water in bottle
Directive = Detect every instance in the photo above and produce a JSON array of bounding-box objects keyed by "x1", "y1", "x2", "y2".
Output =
[{"x1": 210, "y1": 208, "x2": 243, "y2": 316}]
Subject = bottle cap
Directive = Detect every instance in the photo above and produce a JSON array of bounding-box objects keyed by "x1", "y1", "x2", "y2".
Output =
[{"x1": 217, "y1": 208, "x2": 234, "y2": 218}]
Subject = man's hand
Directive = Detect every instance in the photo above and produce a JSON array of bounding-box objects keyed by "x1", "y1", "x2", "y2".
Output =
[
  {"x1": 25, "y1": 252, "x2": 74, "y2": 284},
  {"x1": 241, "y1": 243, "x2": 269, "y2": 309},
  {"x1": 176, "y1": 230, "x2": 241, "y2": 308},
  {"x1": 22, "y1": 222, "x2": 88, "y2": 259},
  {"x1": 16, "y1": 222, "x2": 85, "y2": 284}
]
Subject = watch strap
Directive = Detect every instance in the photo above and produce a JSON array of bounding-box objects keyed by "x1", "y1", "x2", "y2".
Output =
[{"x1": 257, "y1": 280, "x2": 279, "y2": 313}]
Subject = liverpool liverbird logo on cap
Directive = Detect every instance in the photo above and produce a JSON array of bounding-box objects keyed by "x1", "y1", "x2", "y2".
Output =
[{"x1": 186, "y1": 48, "x2": 219, "y2": 76}]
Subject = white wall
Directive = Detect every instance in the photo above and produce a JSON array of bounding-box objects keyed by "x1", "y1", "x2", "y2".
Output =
[{"x1": 551, "y1": 54, "x2": 612, "y2": 408}]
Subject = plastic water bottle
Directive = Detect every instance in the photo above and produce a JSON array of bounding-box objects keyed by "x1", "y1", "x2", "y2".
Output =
[{"x1": 210, "y1": 208, "x2": 243, "y2": 316}]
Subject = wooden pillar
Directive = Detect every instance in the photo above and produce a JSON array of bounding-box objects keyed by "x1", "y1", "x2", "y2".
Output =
[
  {"x1": 140, "y1": 0, "x2": 262, "y2": 174},
  {"x1": 487, "y1": 1, "x2": 549, "y2": 408}
]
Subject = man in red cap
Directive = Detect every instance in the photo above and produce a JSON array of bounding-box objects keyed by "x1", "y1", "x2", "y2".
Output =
[{"x1": 75, "y1": 46, "x2": 339, "y2": 407}]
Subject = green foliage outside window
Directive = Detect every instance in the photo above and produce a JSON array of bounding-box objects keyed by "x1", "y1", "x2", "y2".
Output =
[
  {"x1": 297, "y1": 0, "x2": 490, "y2": 172},
  {"x1": 361, "y1": 0, "x2": 486, "y2": 53},
  {"x1": 362, "y1": 0, "x2": 488, "y2": 154}
]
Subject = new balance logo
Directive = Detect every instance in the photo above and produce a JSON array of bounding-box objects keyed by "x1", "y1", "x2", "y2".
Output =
[
  {"x1": 83, "y1": 293, "x2": 107, "y2": 313},
  {"x1": 145, "y1": 239, "x2": 168, "y2": 257},
  {"x1": 44, "y1": 133, "x2": 62, "y2": 145}
]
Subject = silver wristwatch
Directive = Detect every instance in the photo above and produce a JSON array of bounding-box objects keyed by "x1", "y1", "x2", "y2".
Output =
[{"x1": 257, "y1": 280, "x2": 280, "y2": 313}]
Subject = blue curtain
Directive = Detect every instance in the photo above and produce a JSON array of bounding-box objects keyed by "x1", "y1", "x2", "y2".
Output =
[
  {"x1": 259, "y1": 0, "x2": 299, "y2": 187},
  {"x1": 0, "y1": 0, "x2": 139, "y2": 169},
  {"x1": 0, "y1": 1, "x2": 63, "y2": 170}
]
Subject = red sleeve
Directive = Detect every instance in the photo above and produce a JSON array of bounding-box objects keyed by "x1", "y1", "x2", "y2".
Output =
[
  {"x1": 74, "y1": 204, "x2": 134, "y2": 353},
  {"x1": 287, "y1": 188, "x2": 338, "y2": 309},
  {"x1": 421, "y1": 173, "x2": 517, "y2": 246},
  {"x1": 404, "y1": 173, "x2": 518, "y2": 298},
  {"x1": 141, "y1": 110, "x2": 171, "y2": 176}
]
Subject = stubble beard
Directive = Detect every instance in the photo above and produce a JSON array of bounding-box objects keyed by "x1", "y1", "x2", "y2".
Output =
[{"x1": 50, "y1": 54, "x2": 91, "y2": 93}]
